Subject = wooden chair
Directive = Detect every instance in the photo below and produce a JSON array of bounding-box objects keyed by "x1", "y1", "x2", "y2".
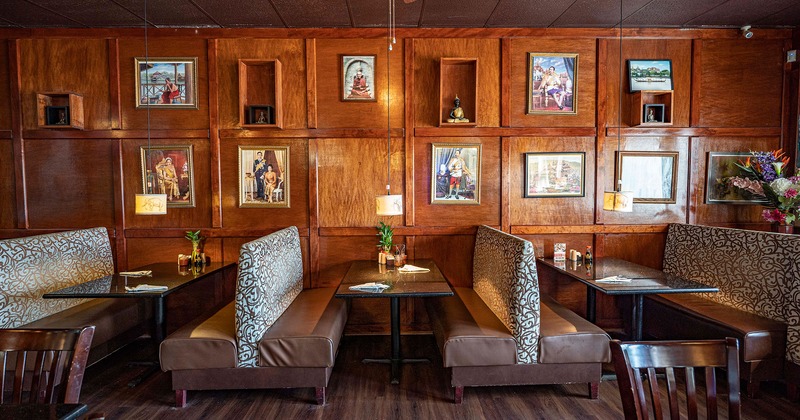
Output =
[
  {"x1": 0, "y1": 326, "x2": 95, "y2": 404},
  {"x1": 611, "y1": 338, "x2": 740, "y2": 420}
]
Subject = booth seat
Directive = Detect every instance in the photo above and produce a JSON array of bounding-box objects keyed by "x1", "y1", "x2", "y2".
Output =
[
  {"x1": 425, "y1": 225, "x2": 610, "y2": 404},
  {"x1": 159, "y1": 226, "x2": 347, "y2": 406},
  {"x1": 0, "y1": 228, "x2": 151, "y2": 364},
  {"x1": 643, "y1": 223, "x2": 798, "y2": 396}
]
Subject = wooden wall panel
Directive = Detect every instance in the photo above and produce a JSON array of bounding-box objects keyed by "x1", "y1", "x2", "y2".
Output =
[
  {"x1": 0, "y1": 40, "x2": 9, "y2": 129},
  {"x1": 216, "y1": 39, "x2": 306, "y2": 129},
  {"x1": 508, "y1": 38, "x2": 596, "y2": 128},
  {"x1": 413, "y1": 137, "x2": 501, "y2": 227},
  {"x1": 19, "y1": 39, "x2": 110, "y2": 130},
  {"x1": 125, "y1": 237, "x2": 222, "y2": 268},
  {"x1": 605, "y1": 39, "x2": 692, "y2": 128},
  {"x1": 317, "y1": 137, "x2": 404, "y2": 227},
  {"x1": 220, "y1": 138, "x2": 309, "y2": 229},
  {"x1": 413, "y1": 234, "x2": 475, "y2": 287},
  {"x1": 317, "y1": 235, "x2": 407, "y2": 288},
  {"x1": 412, "y1": 38, "x2": 501, "y2": 128},
  {"x1": 118, "y1": 38, "x2": 209, "y2": 130},
  {"x1": 601, "y1": 233, "x2": 666, "y2": 269},
  {"x1": 509, "y1": 137, "x2": 596, "y2": 226},
  {"x1": 697, "y1": 39, "x2": 784, "y2": 128},
  {"x1": 123, "y1": 138, "x2": 212, "y2": 228},
  {"x1": 24, "y1": 139, "x2": 115, "y2": 228},
  {"x1": 690, "y1": 136, "x2": 780, "y2": 225},
  {"x1": 314, "y1": 38, "x2": 405, "y2": 129},
  {"x1": 0, "y1": 141, "x2": 16, "y2": 228},
  {"x1": 602, "y1": 136, "x2": 689, "y2": 225}
]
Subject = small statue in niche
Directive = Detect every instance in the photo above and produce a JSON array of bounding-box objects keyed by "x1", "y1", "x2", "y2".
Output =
[
  {"x1": 646, "y1": 108, "x2": 656, "y2": 122},
  {"x1": 257, "y1": 110, "x2": 267, "y2": 124},
  {"x1": 446, "y1": 95, "x2": 470, "y2": 123},
  {"x1": 57, "y1": 110, "x2": 67, "y2": 125}
]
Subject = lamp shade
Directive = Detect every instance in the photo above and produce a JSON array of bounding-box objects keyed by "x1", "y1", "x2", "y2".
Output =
[
  {"x1": 603, "y1": 191, "x2": 634, "y2": 212},
  {"x1": 376, "y1": 194, "x2": 403, "y2": 216},
  {"x1": 134, "y1": 193, "x2": 167, "y2": 215}
]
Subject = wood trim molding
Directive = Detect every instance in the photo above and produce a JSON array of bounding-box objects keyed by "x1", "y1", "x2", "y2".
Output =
[
  {"x1": 107, "y1": 38, "x2": 121, "y2": 130},
  {"x1": 404, "y1": 37, "x2": 415, "y2": 227},
  {"x1": 500, "y1": 38, "x2": 511, "y2": 127},
  {"x1": 306, "y1": 38, "x2": 318, "y2": 129},
  {"x1": 208, "y1": 39, "x2": 223, "y2": 228},
  {"x1": 124, "y1": 227, "x2": 312, "y2": 238},
  {"x1": 605, "y1": 127, "x2": 782, "y2": 137},
  {"x1": 308, "y1": 139, "x2": 320, "y2": 287},
  {"x1": 8, "y1": 39, "x2": 28, "y2": 229},
  {"x1": 111, "y1": 139, "x2": 127, "y2": 270},
  {"x1": 414, "y1": 127, "x2": 597, "y2": 137},
  {"x1": 510, "y1": 224, "x2": 670, "y2": 234},
  {"x1": 219, "y1": 128, "x2": 405, "y2": 139},
  {"x1": 21, "y1": 129, "x2": 211, "y2": 139}
]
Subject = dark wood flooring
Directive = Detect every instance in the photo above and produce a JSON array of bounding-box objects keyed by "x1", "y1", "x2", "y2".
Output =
[{"x1": 81, "y1": 335, "x2": 800, "y2": 419}]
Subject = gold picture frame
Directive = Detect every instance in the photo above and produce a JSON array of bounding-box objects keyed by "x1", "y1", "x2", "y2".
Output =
[
  {"x1": 431, "y1": 143, "x2": 481, "y2": 205},
  {"x1": 527, "y1": 53, "x2": 577, "y2": 115},
  {"x1": 616, "y1": 151, "x2": 678, "y2": 204},
  {"x1": 139, "y1": 145, "x2": 195, "y2": 208},
  {"x1": 238, "y1": 146, "x2": 290, "y2": 208},
  {"x1": 135, "y1": 57, "x2": 198, "y2": 109}
]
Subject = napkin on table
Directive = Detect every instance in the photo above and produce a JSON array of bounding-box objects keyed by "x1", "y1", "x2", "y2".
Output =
[
  {"x1": 348, "y1": 282, "x2": 390, "y2": 293},
  {"x1": 397, "y1": 264, "x2": 430, "y2": 273},
  {"x1": 595, "y1": 275, "x2": 631, "y2": 283},
  {"x1": 119, "y1": 270, "x2": 152, "y2": 277},
  {"x1": 125, "y1": 284, "x2": 168, "y2": 292}
]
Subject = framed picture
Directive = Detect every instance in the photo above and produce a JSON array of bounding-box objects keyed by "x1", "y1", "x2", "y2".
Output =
[
  {"x1": 706, "y1": 152, "x2": 767, "y2": 204},
  {"x1": 341, "y1": 55, "x2": 376, "y2": 101},
  {"x1": 139, "y1": 145, "x2": 195, "y2": 208},
  {"x1": 627, "y1": 59, "x2": 673, "y2": 92},
  {"x1": 524, "y1": 152, "x2": 585, "y2": 197},
  {"x1": 135, "y1": 57, "x2": 198, "y2": 108},
  {"x1": 238, "y1": 146, "x2": 290, "y2": 208},
  {"x1": 616, "y1": 151, "x2": 678, "y2": 204},
  {"x1": 527, "y1": 53, "x2": 577, "y2": 115},
  {"x1": 643, "y1": 104, "x2": 665, "y2": 123},
  {"x1": 431, "y1": 144, "x2": 481, "y2": 205}
]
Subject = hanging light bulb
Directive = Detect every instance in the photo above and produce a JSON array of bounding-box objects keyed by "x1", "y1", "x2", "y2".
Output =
[{"x1": 376, "y1": 0, "x2": 402, "y2": 216}]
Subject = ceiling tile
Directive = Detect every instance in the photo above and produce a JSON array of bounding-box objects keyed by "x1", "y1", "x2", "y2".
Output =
[
  {"x1": 420, "y1": 0, "x2": 500, "y2": 27},
  {"x1": 685, "y1": 0, "x2": 797, "y2": 27},
  {"x1": 552, "y1": 0, "x2": 653, "y2": 28},
  {"x1": 29, "y1": 0, "x2": 143, "y2": 27},
  {"x1": 192, "y1": 0, "x2": 284, "y2": 27},
  {"x1": 270, "y1": 0, "x2": 351, "y2": 27},
  {"x1": 349, "y1": 0, "x2": 422, "y2": 28},
  {"x1": 755, "y1": 2, "x2": 800, "y2": 27},
  {"x1": 114, "y1": 0, "x2": 219, "y2": 27},
  {"x1": 486, "y1": 0, "x2": 574, "y2": 27},
  {"x1": 1, "y1": 0, "x2": 86, "y2": 27},
  {"x1": 624, "y1": 0, "x2": 728, "y2": 27}
]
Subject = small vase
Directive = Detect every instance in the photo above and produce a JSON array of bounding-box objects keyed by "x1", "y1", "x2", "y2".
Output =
[
  {"x1": 776, "y1": 224, "x2": 794, "y2": 234},
  {"x1": 191, "y1": 240, "x2": 204, "y2": 266}
]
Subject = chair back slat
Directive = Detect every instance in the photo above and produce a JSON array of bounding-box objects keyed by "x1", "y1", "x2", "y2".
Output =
[
  {"x1": 0, "y1": 326, "x2": 94, "y2": 405},
  {"x1": 611, "y1": 338, "x2": 741, "y2": 420}
]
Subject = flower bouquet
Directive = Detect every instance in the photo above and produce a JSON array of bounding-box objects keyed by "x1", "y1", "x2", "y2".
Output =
[{"x1": 728, "y1": 149, "x2": 800, "y2": 227}]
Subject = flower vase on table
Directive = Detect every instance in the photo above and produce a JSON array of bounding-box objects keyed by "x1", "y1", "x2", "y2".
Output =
[
  {"x1": 185, "y1": 230, "x2": 206, "y2": 267},
  {"x1": 775, "y1": 224, "x2": 795, "y2": 235},
  {"x1": 729, "y1": 149, "x2": 800, "y2": 232}
]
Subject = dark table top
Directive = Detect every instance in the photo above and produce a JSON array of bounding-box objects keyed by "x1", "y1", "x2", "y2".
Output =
[
  {"x1": 537, "y1": 257, "x2": 719, "y2": 295},
  {"x1": 42, "y1": 262, "x2": 235, "y2": 299},
  {"x1": 0, "y1": 403, "x2": 88, "y2": 420},
  {"x1": 335, "y1": 259, "x2": 453, "y2": 298}
]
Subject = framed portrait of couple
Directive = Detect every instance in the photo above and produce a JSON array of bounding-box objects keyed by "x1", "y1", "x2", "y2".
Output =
[{"x1": 238, "y1": 146, "x2": 290, "y2": 208}]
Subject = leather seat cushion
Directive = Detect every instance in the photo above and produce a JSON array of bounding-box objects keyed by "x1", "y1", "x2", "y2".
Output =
[
  {"x1": 645, "y1": 294, "x2": 787, "y2": 362},
  {"x1": 538, "y1": 294, "x2": 611, "y2": 364},
  {"x1": 160, "y1": 302, "x2": 237, "y2": 371},
  {"x1": 258, "y1": 288, "x2": 347, "y2": 368},
  {"x1": 426, "y1": 287, "x2": 517, "y2": 367}
]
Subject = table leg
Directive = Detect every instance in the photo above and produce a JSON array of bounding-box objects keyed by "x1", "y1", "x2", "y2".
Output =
[
  {"x1": 586, "y1": 287, "x2": 597, "y2": 323},
  {"x1": 127, "y1": 297, "x2": 166, "y2": 388},
  {"x1": 631, "y1": 294, "x2": 644, "y2": 341},
  {"x1": 362, "y1": 296, "x2": 429, "y2": 384}
]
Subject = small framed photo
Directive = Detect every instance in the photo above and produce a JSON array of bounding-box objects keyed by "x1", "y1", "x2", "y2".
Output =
[
  {"x1": 135, "y1": 57, "x2": 198, "y2": 108},
  {"x1": 45, "y1": 106, "x2": 70, "y2": 125},
  {"x1": 706, "y1": 152, "x2": 767, "y2": 204},
  {"x1": 527, "y1": 53, "x2": 577, "y2": 115},
  {"x1": 140, "y1": 145, "x2": 195, "y2": 208},
  {"x1": 524, "y1": 152, "x2": 585, "y2": 197},
  {"x1": 248, "y1": 105, "x2": 274, "y2": 125},
  {"x1": 643, "y1": 104, "x2": 665, "y2": 123},
  {"x1": 431, "y1": 144, "x2": 481, "y2": 205},
  {"x1": 341, "y1": 55, "x2": 376, "y2": 101},
  {"x1": 627, "y1": 59, "x2": 673, "y2": 92},
  {"x1": 617, "y1": 151, "x2": 678, "y2": 204},
  {"x1": 238, "y1": 146, "x2": 290, "y2": 208}
]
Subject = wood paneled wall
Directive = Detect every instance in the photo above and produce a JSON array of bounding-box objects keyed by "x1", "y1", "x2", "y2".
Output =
[{"x1": 0, "y1": 28, "x2": 795, "y2": 333}]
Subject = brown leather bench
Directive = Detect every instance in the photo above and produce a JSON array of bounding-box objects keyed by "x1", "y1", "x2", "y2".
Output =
[
  {"x1": 426, "y1": 226, "x2": 610, "y2": 403},
  {"x1": 159, "y1": 227, "x2": 347, "y2": 406},
  {"x1": 0, "y1": 228, "x2": 151, "y2": 365},
  {"x1": 643, "y1": 223, "x2": 798, "y2": 397}
]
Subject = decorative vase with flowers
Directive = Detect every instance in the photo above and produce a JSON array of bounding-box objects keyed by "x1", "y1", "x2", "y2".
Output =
[
  {"x1": 728, "y1": 149, "x2": 800, "y2": 233},
  {"x1": 376, "y1": 222, "x2": 394, "y2": 264},
  {"x1": 184, "y1": 230, "x2": 206, "y2": 266}
]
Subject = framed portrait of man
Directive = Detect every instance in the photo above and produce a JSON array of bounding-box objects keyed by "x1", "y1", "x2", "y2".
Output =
[
  {"x1": 527, "y1": 53, "x2": 578, "y2": 115},
  {"x1": 431, "y1": 144, "x2": 481, "y2": 205},
  {"x1": 238, "y1": 146, "x2": 290, "y2": 208},
  {"x1": 135, "y1": 57, "x2": 198, "y2": 109},
  {"x1": 341, "y1": 55, "x2": 376, "y2": 101},
  {"x1": 139, "y1": 145, "x2": 195, "y2": 208}
]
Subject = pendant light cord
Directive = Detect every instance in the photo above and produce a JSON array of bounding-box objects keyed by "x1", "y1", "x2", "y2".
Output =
[
  {"x1": 386, "y1": 0, "x2": 393, "y2": 194},
  {"x1": 616, "y1": 0, "x2": 623, "y2": 193},
  {"x1": 144, "y1": 0, "x2": 152, "y2": 193}
]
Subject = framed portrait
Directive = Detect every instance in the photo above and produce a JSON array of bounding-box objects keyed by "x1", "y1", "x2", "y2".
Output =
[
  {"x1": 341, "y1": 55, "x2": 376, "y2": 101},
  {"x1": 527, "y1": 53, "x2": 577, "y2": 115},
  {"x1": 139, "y1": 145, "x2": 195, "y2": 208},
  {"x1": 524, "y1": 152, "x2": 585, "y2": 197},
  {"x1": 431, "y1": 144, "x2": 481, "y2": 205},
  {"x1": 706, "y1": 152, "x2": 767, "y2": 204},
  {"x1": 627, "y1": 59, "x2": 673, "y2": 92},
  {"x1": 135, "y1": 57, "x2": 198, "y2": 109},
  {"x1": 616, "y1": 151, "x2": 678, "y2": 204},
  {"x1": 238, "y1": 146, "x2": 290, "y2": 208}
]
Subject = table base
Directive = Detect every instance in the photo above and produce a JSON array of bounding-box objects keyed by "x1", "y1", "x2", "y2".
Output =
[{"x1": 362, "y1": 357, "x2": 430, "y2": 384}]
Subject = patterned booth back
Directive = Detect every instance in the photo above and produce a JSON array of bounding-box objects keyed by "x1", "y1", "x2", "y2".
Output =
[
  {"x1": 472, "y1": 225, "x2": 541, "y2": 364},
  {"x1": 662, "y1": 223, "x2": 800, "y2": 365},
  {"x1": 234, "y1": 226, "x2": 304, "y2": 367}
]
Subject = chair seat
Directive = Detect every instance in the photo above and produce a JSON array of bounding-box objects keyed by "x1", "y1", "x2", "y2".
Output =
[{"x1": 159, "y1": 303, "x2": 237, "y2": 371}]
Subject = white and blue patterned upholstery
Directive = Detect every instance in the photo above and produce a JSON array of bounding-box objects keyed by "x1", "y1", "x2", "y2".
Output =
[
  {"x1": 234, "y1": 226, "x2": 304, "y2": 367},
  {"x1": 0, "y1": 227, "x2": 113, "y2": 328},
  {"x1": 472, "y1": 225, "x2": 540, "y2": 364},
  {"x1": 663, "y1": 223, "x2": 800, "y2": 365}
]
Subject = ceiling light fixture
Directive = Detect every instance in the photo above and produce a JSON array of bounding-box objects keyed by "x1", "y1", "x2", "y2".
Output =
[
  {"x1": 741, "y1": 25, "x2": 754, "y2": 39},
  {"x1": 376, "y1": 0, "x2": 403, "y2": 216}
]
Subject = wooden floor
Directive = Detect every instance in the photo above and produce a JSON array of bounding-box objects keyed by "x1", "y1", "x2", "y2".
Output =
[{"x1": 82, "y1": 334, "x2": 800, "y2": 419}]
